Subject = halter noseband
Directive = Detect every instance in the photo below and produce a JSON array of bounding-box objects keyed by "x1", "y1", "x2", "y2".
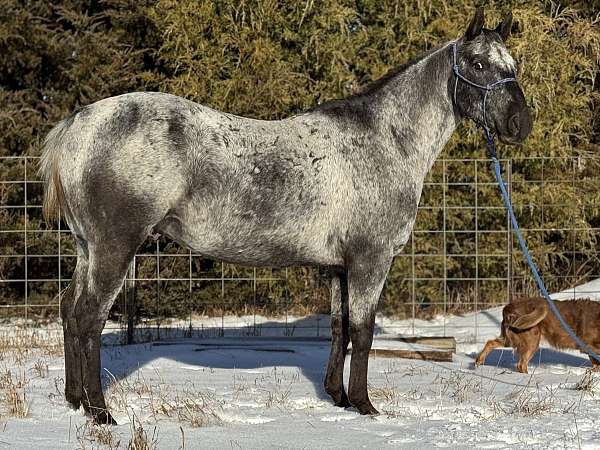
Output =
[{"x1": 451, "y1": 41, "x2": 517, "y2": 156}]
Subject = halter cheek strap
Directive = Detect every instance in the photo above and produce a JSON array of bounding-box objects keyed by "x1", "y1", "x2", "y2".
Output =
[{"x1": 452, "y1": 42, "x2": 517, "y2": 156}]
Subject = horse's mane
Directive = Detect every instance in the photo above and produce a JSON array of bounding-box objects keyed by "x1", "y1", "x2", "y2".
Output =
[{"x1": 309, "y1": 41, "x2": 451, "y2": 113}]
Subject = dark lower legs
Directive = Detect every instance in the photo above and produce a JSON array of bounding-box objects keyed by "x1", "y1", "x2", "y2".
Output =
[
  {"x1": 346, "y1": 253, "x2": 392, "y2": 415},
  {"x1": 347, "y1": 310, "x2": 378, "y2": 414},
  {"x1": 80, "y1": 327, "x2": 115, "y2": 424},
  {"x1": 324, "y1": 272, "x2": 351, "y2": 407},
  {"x1": 62, "y1": 237, "x2": 138, "y2": 424},
  {"x1": 62, "y1": 308, "x2": 84, "y2": 410},
  {"x1": 323, "y1": 252, "x2": 390, "y2": 415}
]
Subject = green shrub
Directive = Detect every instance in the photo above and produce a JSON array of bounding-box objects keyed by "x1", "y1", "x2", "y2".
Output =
[{"x1": 0, "y1": 1, "x2": 598, "y2": 319}]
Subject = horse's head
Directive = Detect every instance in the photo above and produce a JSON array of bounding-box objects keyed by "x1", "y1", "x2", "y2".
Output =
[{"x1": 452, "y1": 7, "x2": 533, "y2": 144}]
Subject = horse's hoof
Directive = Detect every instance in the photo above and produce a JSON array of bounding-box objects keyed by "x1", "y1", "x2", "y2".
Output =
[
  {"x1": 360, "y1": 405, "x2": 379, "y2": 415},
  {"x1": 327, "y1": 388, "x2": 352, "y2": 408},
  {"x1": 65, "y1": 396, "x2": 81, "y2": 411},
  {"x1": 351, "y1": 399, "x2": 379, "y2": 415},
  {"x1": 334, "y1": 395, "x2": 352, "y2": 408},
  {"x1": 93, "y1": 410, "x2": 117, "y2": 426}
]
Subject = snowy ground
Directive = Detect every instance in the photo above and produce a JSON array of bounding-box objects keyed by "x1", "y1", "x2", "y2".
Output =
[{"x1": 1, "y1": 279, "x2": 599, "y2": 449}]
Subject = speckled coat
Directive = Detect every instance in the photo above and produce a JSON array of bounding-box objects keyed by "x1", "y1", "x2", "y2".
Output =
[{"x1": 39, "y1": 7, "x2": 531, "y2": 424}]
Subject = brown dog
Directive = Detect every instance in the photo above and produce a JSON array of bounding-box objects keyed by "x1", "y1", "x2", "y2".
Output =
[{"x1": 475, "y1": 297, "x2": 600, "y2": 373}]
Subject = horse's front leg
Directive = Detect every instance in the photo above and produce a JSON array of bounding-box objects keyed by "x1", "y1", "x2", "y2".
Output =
[
  {"x1": 324, "y1": 270, "x2": 351, "y2": 407},
  {"x1": 347, "y1": 250, "x2": 392, "y2": 415}
]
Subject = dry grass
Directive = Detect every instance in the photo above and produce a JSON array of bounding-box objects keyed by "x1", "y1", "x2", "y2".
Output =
[
  {"x1": 32, "y1": 359, "x2": 49, "y2": 378},
  {"x1": 369, "y1": 385, "x2": 401, "y2": 404},
  {"x1": 174, "y1": 395, "x2": 222, "y2": 428},
  {"x1": 0, "y1": 369, "x2": 29, "y2": 418},
  {"x1": 0, "y1": 329, "x2": 63, "y2": 419},
  {"x1": 76, "y1": 420, "x2": 121, "y2": 450},
  {"x1": 434, "y1": 372, "x2": 483, "y2": 404},
  {"x1": 492, "y1": 380, "x2": 562, "y2": 417},
  {"x1": 0, "y1": 329, "x2": 63, "y2": 360},
  {"x1": 575, "y1": 369, "x2": 599, "y2": 395},
  {"x1": 105, "y1": 370, "x2": 223, "y2": 429},
  {"x1": 257, "y1": 367, "x2": 299, "y2": 409},
  {"x1": 504, "y1": 390, "x2": 555, "y2": 416},
  {"x1": 127, "y1": 418, "x2": 159, "y2": 450}
]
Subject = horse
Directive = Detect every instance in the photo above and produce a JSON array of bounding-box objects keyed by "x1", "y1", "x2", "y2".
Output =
[{"x1": 40, "y1": 7, "x2": 532, "y2": 424}]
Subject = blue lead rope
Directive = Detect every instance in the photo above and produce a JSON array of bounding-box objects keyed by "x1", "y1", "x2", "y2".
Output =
[
  {"x1": 451, "y1": 39, "x2": 600, "y2": 365},
  {"x1": 483, "y1": 128, "x2": 600, "y2": 364}
]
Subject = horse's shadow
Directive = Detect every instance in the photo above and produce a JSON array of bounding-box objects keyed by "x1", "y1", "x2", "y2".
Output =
[
  {"x1": 100, "y1": 316, "x2": 383, "y2": 401},
  {"x1": 468, "y1": 347, "x2": 592, "y2": 371}
]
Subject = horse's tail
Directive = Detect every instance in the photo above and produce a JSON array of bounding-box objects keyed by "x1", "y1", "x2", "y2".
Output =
[{"x1": 39, "y1": 118, "x2": 71, "y2": 224}]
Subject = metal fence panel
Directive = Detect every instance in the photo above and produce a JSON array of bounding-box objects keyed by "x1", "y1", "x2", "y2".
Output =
[{"x1": 1, "y1": 155, "x2": 599, "y2": 342}]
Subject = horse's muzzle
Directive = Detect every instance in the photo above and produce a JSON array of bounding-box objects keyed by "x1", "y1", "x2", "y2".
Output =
[{"x1": 502, "y1": 106, "x2": 533, "y2": 144}]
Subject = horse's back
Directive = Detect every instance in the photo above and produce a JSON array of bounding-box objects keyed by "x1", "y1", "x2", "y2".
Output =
[{"x1": 42, "y1": 92, "x2": 350, "y2": 265}]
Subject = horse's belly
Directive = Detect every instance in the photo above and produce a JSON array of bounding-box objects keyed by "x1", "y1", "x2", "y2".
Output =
[{"x1": 157, "y1": 207, "x2": 342, "y2": 268}]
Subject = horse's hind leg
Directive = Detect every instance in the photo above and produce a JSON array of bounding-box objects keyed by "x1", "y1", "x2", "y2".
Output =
[
  {"x1": 61, "y1": 238, "x2": 89, "y2": 409},
  {"x1": 73, "y1": 236, "x2": 142, "y2": 424},
  {"x1": 324, "y1": 270, "x2": 351, "y2": 407}
]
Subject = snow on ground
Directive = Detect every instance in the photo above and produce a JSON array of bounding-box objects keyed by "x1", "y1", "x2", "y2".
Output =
[
  {"x1": 551, "y1": 277, "x2": 600, "y2": 301},
  {"x1": 1, "y1": 283, "x2": 600, "y2": 449}
]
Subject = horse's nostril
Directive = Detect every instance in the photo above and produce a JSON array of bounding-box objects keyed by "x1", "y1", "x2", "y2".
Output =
[{"x1": 508, "y1": 114, "x2": 520, "y2": 136}]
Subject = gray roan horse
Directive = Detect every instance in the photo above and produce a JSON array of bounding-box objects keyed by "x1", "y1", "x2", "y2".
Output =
[{"x1": 40, "y1": 7, "x2": 532, "y2": 424}]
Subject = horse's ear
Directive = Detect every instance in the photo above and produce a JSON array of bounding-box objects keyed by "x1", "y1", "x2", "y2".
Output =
[
  {"x1": 495, "y1": 12, "x2": 513, "y2": 41},
  {"x1": 465, "y1": 6, "x2": 485, "y2": 41}
]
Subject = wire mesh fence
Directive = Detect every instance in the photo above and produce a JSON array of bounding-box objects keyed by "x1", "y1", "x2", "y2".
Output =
[{"x1": 1, "y1": 155, "x2": 599, "y2": 343}]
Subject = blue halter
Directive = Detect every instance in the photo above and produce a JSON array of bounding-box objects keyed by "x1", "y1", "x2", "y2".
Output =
[
  {"x1": 451, "y1": 41, "x2": 517, "y2": 156},
  {"x1": 452, "y1": 40, "x2": 600, "y2": 365}
]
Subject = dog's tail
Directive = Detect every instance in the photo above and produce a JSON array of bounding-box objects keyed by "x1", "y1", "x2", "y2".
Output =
[{"x1": 508, "y1": 302, "x2": 548, "y2": 330}]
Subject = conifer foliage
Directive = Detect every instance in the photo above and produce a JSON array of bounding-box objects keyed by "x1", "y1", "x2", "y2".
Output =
[{"x1": 0, "y1": 1, "x2": 598, "y2": 319}]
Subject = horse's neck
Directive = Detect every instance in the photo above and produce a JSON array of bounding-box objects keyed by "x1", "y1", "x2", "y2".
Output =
[{"x1": 369, "y1": 41, "x2": 458, "y2": 175}]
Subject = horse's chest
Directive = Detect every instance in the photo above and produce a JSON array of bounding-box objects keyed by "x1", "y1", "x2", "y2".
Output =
[{"x1": 385, "y1": 183, "x2": 422, "y2": 254}]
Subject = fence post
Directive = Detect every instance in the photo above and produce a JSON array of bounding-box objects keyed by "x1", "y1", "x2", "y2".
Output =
[{"x1": 125, "y1": 257, "x2": 136, "y2": 344}]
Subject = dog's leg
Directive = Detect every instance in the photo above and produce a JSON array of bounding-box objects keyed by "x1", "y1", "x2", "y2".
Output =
[
  {"x1": 516, "y1": 331, "x2": 540, "y2": 374},
  {"x1": 516, "y1": 352, "x2": 533, "y2": 373},
  {"x1": 475, "y1": 337, "x2": 505, "y2": 367}
]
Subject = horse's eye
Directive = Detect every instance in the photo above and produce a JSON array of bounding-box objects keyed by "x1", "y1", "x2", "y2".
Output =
[{"x1": 475, "y1": 62, "x2": 483, "y2": 70}]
